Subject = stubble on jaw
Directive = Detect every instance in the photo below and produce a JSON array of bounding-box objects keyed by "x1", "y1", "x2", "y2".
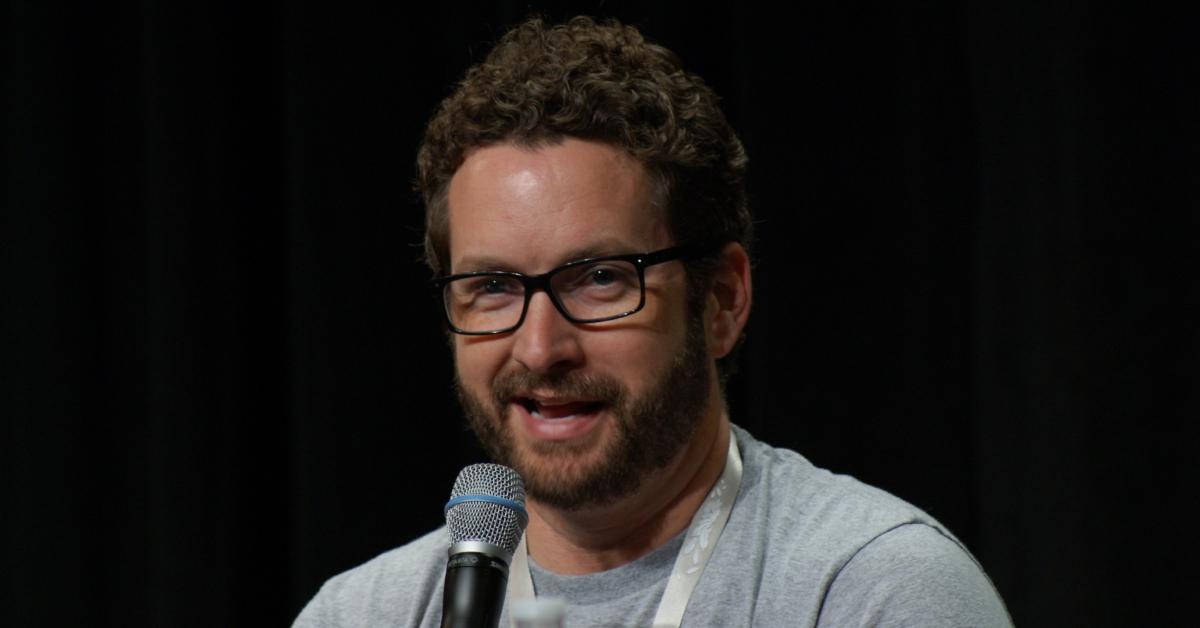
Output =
[{"x1": 455, "y1": 312, "x2": 710, "y2": 511}]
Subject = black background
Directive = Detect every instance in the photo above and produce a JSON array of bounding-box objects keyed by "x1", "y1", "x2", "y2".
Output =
[{"x1": 4, "y1": 1, "x2": 1196, "y2": 626}]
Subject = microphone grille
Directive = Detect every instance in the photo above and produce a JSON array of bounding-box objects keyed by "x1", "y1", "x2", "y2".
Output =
[{"x1": 445, "y1": 463, "x2": 528, "y2": 555}]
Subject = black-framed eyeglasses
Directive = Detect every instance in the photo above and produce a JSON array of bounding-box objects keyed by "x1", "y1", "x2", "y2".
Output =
[{"x1": 433, "y1": 245, "x2": 703, "y2": 335}]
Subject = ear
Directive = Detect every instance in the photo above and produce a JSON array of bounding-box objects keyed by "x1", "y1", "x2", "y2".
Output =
[{"x1": 705, "y1": 242, "x2": 752, "y2": 359}]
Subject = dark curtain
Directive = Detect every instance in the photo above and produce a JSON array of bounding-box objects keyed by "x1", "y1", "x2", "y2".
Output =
[{"x1": 4, "y1": 2, "x2": 1195, "y2": 625}]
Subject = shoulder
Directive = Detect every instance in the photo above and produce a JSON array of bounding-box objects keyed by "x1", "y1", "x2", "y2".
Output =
[
  {"x1": 818, "y1": 523, "x2": 1013, "y2": 627},
  {"x1": 292, "y1": 528, "x2": 448, "y2": 628},
  {"x1": 733, "y1": 424, "x2": 936, "y2": 549},
  {"x1": 723, "y1": 426, "x2": 1011, "y2": 626}
]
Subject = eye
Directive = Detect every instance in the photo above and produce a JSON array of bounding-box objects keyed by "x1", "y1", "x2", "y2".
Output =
[
  {"x1": 454, "y1": 275, "x2": 520, "y2": 298},
  {"x1": 587, "y1": 268, "x2": 617, "y2": 286},
  {"x1": 480, "y1": 278, "x2": 509, "y2": 294},
  {"x1": 566, "y1": 262, "x2": 637, "y2": 292}
]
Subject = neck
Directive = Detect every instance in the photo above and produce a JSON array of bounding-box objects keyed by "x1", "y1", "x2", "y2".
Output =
[{"x1": 523, "y1": 400, "x2": 731, "y2": 575}]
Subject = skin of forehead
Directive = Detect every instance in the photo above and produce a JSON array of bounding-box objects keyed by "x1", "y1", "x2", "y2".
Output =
[{"x1": 446, "y1": 139, "x2": 670, "y2": 275}]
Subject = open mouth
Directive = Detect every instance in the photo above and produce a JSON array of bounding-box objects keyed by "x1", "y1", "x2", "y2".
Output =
[{"x1": 517, "y1": 397, "x2": 605, "y2": 420}]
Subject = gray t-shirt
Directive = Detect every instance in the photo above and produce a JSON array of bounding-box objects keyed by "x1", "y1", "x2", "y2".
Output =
[{"x1": 294, "y1": 426, "x2": 1012, "y2": 626}]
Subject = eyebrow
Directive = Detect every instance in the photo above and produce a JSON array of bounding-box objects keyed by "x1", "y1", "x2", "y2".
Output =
[
  {"x1": 453, "y1": 239, "x2": 648, "y2": 274},
  {"x1": 453, "y1": 255, "x2": 516, "y2": 274}
]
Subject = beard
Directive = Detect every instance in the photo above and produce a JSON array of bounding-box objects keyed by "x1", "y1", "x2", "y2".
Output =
[{"x1": 455, "y1": 312, "x2": 711, "y2": 511}]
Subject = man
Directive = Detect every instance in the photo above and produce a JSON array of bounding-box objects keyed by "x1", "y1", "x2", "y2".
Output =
[{"x1": 295, "y1": 16, "x2": 1011, "y2": 627}]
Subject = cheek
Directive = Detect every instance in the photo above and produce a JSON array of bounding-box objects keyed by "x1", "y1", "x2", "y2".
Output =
[
  {"x1": 453, "y1": 339, "x2": 508, "y2": 390},
  {"x1": 585, "y1": 289, "x2": 691, "y2": 375},
  {"x1": 578, "y1": 331, "x2": 677, "y2": 386}
]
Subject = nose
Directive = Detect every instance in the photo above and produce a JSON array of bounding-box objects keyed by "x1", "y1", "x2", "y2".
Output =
[{"x1": 510, "y1": 292, "x2": 584, "y2": 375}]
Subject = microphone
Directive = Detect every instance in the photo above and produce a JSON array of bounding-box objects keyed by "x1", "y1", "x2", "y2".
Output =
[{"x1": 441, "y1": 463, "x2": 528, "y2": 628}]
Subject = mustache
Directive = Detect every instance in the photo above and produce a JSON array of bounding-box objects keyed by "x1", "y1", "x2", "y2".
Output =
[{"x1": 490, "y1": 370, "x2": 626, "y2": 408}]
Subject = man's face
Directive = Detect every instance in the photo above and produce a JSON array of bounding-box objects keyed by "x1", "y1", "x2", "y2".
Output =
[{"x1": 446, "y1": 138, "x2": 711, "y2": 510}]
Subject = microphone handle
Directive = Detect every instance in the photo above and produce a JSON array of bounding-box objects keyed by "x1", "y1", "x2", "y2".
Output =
[{"x1": 441, "y1": 552, "x2": 510, "y2": 628}]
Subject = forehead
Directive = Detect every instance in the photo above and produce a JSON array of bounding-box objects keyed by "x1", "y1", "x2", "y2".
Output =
[{"x1": 446, "y1": 139, "x2": 669, "y2": 273}]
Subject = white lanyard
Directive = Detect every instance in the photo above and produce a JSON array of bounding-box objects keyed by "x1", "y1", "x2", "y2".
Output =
[{"x1": 508, "y1": 434, "x2": 743, "y2": 627}]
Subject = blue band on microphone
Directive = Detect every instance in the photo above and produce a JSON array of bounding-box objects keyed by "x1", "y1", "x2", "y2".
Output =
[{"x1": 444, "y1": 494, "x2": 528, "y2": 525}]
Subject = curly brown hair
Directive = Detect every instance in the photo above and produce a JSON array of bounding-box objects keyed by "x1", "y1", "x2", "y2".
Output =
[{"x1": 416, "y1": 16, "x2": 751, "y2": 280}]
